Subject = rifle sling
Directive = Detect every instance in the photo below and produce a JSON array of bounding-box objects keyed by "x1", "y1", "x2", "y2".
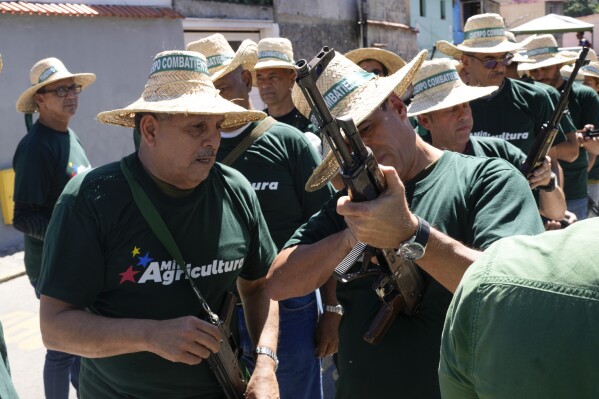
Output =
[{"x1": 221, "y1": 116, "x2": 276, "y2": 166}]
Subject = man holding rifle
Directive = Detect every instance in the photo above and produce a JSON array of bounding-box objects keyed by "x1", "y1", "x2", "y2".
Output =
[
  {"x1": 523, "y1": 34, "x2": 599, "y2": 220},
  {"x1": 410, "y1": 59, "x2": 566, "y2": 221},
  {"x1": 266, "y1": 50, "x2": 543, "y2": 398},
  {"x1": 436, "y1": 14, "x2": 579, "y2": 164},
  {"x1": 38, "y1": 50, "x2": 280, "y2": 398}
]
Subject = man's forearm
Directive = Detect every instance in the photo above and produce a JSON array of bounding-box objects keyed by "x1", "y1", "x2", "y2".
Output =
[
  {"x1": 267, "y1": 229, "x2": 353, "y2": 301},
  {"x1": 413, "y1": 229, "x2": 482, "y2": 293},
  {"x1": 40, "y1": 295, "x2": 221, "y2": 364},
  {"x1": 40, "y1": 295, "x2": 156, "y2": 358},
  {"x1": 237, "y1": 278, "x2": 279, "y2": 370}
]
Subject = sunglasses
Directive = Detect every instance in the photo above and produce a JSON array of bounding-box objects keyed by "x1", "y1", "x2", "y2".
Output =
[
  {"x1": 38, "y1": 84, "x2": 82, "y2": 97},
  {"x1": 466, "y1": 53, "x2": 514, "y2": 69}
]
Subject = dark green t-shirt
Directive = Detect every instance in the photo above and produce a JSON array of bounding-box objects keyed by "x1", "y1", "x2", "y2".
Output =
[
  {"x1": 470, "y1": 78, "x2": 566, "y2": 155},
  {"x1": 0, "y1": 322, "x2": 18, "y2": 399},
  {"x1": 12, "y1": 121, "x2": 91, "y2": 283},
  {"x1": 265, "y1": 107, "x2": 317, "y2": 134},
  {"x1": 39, "y1": 154, "x2": 277, "y2": 398},
  {"x1": 558, "y1": 81, "x2": 599, "y2": 200},
  {"x1": 217, "y1": 121, "x2": 334, "y2": 250},
  {"x1": 285, "y1": 151, "x2": 544, "y2": 398}
]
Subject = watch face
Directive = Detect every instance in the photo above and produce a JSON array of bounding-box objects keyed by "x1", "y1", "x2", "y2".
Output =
[{"x1": 399, "y1": 242, "x2": 425, "y2": 261}]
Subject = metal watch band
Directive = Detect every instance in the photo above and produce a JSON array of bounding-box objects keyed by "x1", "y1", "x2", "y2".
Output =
[
  {"x1": 325, "y1": 304, "x2": 344, "y2": 316},
  {"x1": 539, "y1": 172, "x2": 557, "y2": 192},
  {"x1": 255, "y1": 346, "x2": 279, "y2": 371}
]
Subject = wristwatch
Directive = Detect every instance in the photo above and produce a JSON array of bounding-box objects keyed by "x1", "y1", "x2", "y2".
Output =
[
  {"x1": 255, "y1": 346, "x2": 279, "y2": 371},
  {"x1": 325, "y1": 304, "x2": 344, "y2": 316},
  {"x1": 397, "y1": 216, "x2": 430, "y2": 261},
  {"x1": 539, "y1": 172, "x2": 557, "y2": 192}
]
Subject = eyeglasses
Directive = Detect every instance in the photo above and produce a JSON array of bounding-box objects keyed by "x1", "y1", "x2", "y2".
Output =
[
  {"x1": 465, "y1": 53, "x2": 514, "y2": 69},
  {"x1": 38, "y1": 84, "x2": 82, "y2": 97}
]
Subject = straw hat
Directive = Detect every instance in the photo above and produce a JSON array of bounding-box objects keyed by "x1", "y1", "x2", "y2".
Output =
[
  {"x1": 186, "y1": 33, "x2": 258, "y2": 82},
  {"x1": 345, "y1": 47, "x2": 407, "y2": 75},
  {"x1": 16, "y1": 57, "x2": 96, "y2": 113},
  {"x1": 251, "y1": 37, "x2": 296, "y2": 86},
  {"x1": 407, "y1": 59, "x2": 497, "y2": 117},
  {"x1": 254, "y1": 38, "x2": 295, "y2": 70},
  {"x1": 437, "y1": 13, "x2": 526, "y2": 58},
  {"x1": 97, "y1": 50, "x2": 265, "y2": 129},
  {"x1": 561, "y1": 48, "x2": 597, "y2": 79},
  {"x1": 582, "y1": 61, "x2": 599, "y2": 79},
  {"x1": 519, "y1": 34, "x2": 577, "y2": 71},
  {"x1": 291, "y1": 50, "x2": 428, "y2": 191}
]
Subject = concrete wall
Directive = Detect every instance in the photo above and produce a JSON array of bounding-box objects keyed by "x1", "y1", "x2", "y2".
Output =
[
  {"x1": 411, "y1": 0, "x2": 453, "y2": 55},
  {"x1": 0, "y1": 14, "x2": 184, "y2": 251},
  {"x1": 274, "y1": 0, "x2": 360, "y2": 60}
]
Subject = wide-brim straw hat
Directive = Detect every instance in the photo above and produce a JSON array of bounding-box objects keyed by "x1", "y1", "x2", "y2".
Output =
[
  {"x1": 251, "y1": 37, "x2": 296, "y2": 86},
  {"x1": 16, "y1": 57, "x2": 96, "y2": 113},
  {"x1": 437, "y1": 13, "x2": 527, "y2": 59},
  {"x1": 561, "y1": 48, "x2": 598, "y2": 79},
  {"x1": 519, "y1": 34, "x2": 577, "y2": 71},
  {"x1": 186, "y1": 34, "x2": 258, "y2": 82},
  {"x1": 345, "y1": 47, "x2": 407, "y2": 75},
  {"x1": 292, "y1": 50, "x2": 428, "y2": 191},
  {"x1": 407, "y1": 59, "x2": 497, "y2": 117},
  {"x1": 582, "y1": 61, "x2": 599, "y2": 79},
  {"x1": 254, "y1": 37, "x2": 295, "y2": 70},
  {"x1": 97, "y1": 50, "x2": 265, "y2": 129}
]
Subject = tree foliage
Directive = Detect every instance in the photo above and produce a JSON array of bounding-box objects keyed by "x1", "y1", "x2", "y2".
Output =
[{"x1": 564, "y1": 0, "x2": 599, "y2": 17}]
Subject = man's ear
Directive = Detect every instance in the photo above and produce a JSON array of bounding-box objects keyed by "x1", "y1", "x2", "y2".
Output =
[
  {"x1": 417, "y1": 113, "x2": 432, "y2": 130},
  {"x1": 241, "y1": 69, "x2": 253, "y2": 93},
  {"x1": 33, "y1": 93, "x2": 46, "y2": 110},
  {"x1": 460, "y1": 54, "x2": 470, "y2": 70},
  {"x1": 388, "y1": 93, "x2": 407, "y2": 118},
  {"x1": 139, "y1": 114, "x2": 159, "y2": 147}
]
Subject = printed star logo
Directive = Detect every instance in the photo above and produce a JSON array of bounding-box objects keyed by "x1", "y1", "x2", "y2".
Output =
[
  {"x1": 119, "y1": 266, "x2": 140, "y2": 284},
  {"x1": 137, "y1": 252, "x2": 153, "y2": 268},
  {"x1": 131, "y1": 246, "x2": 141, "y2": 257}
]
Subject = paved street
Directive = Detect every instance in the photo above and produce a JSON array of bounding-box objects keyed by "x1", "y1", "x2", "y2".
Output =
[{"x1": 0, "y1": 252, "x2": 77, "y2": 399}]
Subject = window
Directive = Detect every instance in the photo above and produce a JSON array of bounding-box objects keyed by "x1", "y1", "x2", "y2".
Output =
[
  {"x1": 441, "y1": 0, "x2": 446, "y2": 20},
  {"x1": 420, "y1": 0, "x2": 426, "y2": 17}
]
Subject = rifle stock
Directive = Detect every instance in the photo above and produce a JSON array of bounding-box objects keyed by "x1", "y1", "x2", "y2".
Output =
[
  {"x1": 207, "y1": 292, "x2": 248, "y2": 399},
  {"x1": 295, "y1": 47, "x2": 424, "y2": 345},
  {"x1": 520, "y1": 47, "x2": 589, "y2": 178}
]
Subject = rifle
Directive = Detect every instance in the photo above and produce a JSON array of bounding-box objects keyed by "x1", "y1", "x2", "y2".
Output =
[
  {"x1": 584, "y1": 128, "x2": 599, "y2": 138},
  {"x1": 520, "y1": 47, "x2": 589, "y2": 178},
  {"x1": 206, "y1": 291, "x2": 248, "y2": 399},
  {"x1": 295, "y1": 47, "x2": 425, "y2": 344}
]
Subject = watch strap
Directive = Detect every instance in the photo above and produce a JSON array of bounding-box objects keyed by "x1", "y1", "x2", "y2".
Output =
[
  {"x1": 325, "y1": 304, "x2": 344, "y2": 316},
  {"x1": 255, "y1": 346, "x2": 279, "y2": 371}
]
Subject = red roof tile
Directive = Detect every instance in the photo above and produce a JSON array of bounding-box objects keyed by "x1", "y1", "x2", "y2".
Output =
[{"x1": 0, "y1": 2, "x2": 183, "y2": 18}]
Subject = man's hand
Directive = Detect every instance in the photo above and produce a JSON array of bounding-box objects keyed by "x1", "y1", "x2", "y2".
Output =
[
  {"x1": 528, "y1": 156, "x2": 552, "y2": 189},
  {"x1": 315, "y1": 311, "x2": 340, "y2": 358},
  {"x1": 148, "y1": 316, "x2": 221, "y2": 365},
  {"x1": 579, "y1": 126, "x2": 599, "y2": 155},
  {"x1": 337, "y1": 165, "x2": 418, "y2": 249},
  {"x1": 245, "y1": 357, "x2": 279, "y2": 399}
]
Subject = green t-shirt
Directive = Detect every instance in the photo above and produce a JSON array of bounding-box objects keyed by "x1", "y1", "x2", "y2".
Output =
[
  {"x1": 12, "y1": 121, "x2": 91, "y2": 284},
  {"x1": 0, "y1": 322, "x2": 18, "y2": 399},
  {"x1": 285, "y1": 151, "x2": 544, "y2": 398},
  {"x1": 217, "y1": 121, "x2": 334, "y2": 250},
  {"x1": 440, "y1": 218, "x2": 599, "y2": 399},
  {"x1": 470, "y1": 78, "x2": 566, "y2": 155},
  {"x1": 39, "y1": 153, "x2": 277, "y2": 398},
  {"x1": 265, "y1": 107, "x2": 317, "y2": 134},
  {"x1": 558, "y1": 81, "x2": 599, "y2": 200}
]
